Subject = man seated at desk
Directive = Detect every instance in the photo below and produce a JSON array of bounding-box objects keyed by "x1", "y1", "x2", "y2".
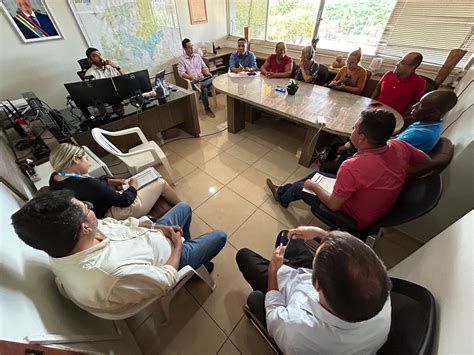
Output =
[
  {"x1": 177, "y1": 38, "x2": 216, "y2": 118},
  {"x1": 11, "y1": 190, "x2": 227, "y2": 316},
  {"x1": 229, "y1": 38, "x2": 258, "y2": 73},
  {"x1": 85, "y1": 47, "x2": 124, "y2": 80},
  {"x1": 260, "y1": 42, "x2": 293, "y2": 78},
  {"x1": 372, "y1": 52, "x2": 425, "y2": 116},
  {"x1": 266, "y1": 109, "x2": 434, "y2": 232}
]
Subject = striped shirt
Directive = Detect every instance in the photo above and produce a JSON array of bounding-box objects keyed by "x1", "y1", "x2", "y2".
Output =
[{"x1": 177, "y1": 53, "x2": 208, "y2": 79}]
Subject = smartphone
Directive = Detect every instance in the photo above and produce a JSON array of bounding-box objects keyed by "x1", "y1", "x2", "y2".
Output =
[{"x1": 276, "y1": 230, "x2": 290, "y2": 247}]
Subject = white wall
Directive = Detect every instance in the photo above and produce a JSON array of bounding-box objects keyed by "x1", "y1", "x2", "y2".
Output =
[{"x1": 0, "y1": 0, "x2": 228, "y2": 109}]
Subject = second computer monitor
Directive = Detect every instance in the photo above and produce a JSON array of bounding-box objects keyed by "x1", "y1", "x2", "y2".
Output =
[{"x1": 113, "y1": 69, "x2": 153, "y2": 101}]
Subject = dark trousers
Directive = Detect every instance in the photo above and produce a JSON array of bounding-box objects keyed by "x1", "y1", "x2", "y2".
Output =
[{"x1": 236, "y1": 238, "x2": 316, "y2": 326}]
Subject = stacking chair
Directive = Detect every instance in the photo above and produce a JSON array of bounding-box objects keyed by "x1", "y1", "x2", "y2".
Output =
[
  {"x1": 244, "y1": 278, "x2": 436, "y2": 355},
  {"x1": 91, "y1": 127, "x2": 175, "y2": 184},
  {"x1": 172, "y1": 63, "x2": 218, "y2": 111},
  {"x1": 58, "y1": 265, "x2": 215, "y2": 327},
  {"x1": 313, "y1": 174, "x2": 443, "y2": 247}
]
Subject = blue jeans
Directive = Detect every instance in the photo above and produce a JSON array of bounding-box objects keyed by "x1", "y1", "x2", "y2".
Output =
[
  {"x1": 277, "y1": 172, "x2": 337, "y2": 225},
  {"x1": 156, "y1": 202, "x2": 226, "y2": 270},
  {"x1": 191, "y1": 76, "x2": 214, "y2": 110}
]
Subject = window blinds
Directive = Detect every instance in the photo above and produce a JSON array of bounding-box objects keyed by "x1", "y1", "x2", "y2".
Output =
[{"x1": 376, "y1": 0, "x2": 474, "y2": 67}]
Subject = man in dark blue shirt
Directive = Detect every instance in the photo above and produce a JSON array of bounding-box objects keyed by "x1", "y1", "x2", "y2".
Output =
[{"x1": 229, "y1": 38, "x2": 258, "y2": 73}]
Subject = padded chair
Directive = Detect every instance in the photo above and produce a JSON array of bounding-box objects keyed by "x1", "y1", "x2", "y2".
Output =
[
  {"x1": 77, "y1": 57, "x2": 92, "y2": 81},
  {"x1": 315, "y1": 63, "x2": 329, "y2": 86},
  {"x1": 420, "y1": 75, "x2": 439, "y2": 94},
  {"x1": 244, "y1": 278, "x2": 436, "y2": 355},
  {"x1": 378, "y1": 278, "x2": 436, "y2": 355},
  {"x1": 59, "y1": 265, "x2": 215, "y2": 327},
  {"x1": 313, "y1": 174, "x2": 443, "y2": 247},
  {"x1": 91, "y1": 127, "x2": 175, "y2": 184},
  {"x1": 172, "y1": 63, "x2": 218, "y2": 111}
]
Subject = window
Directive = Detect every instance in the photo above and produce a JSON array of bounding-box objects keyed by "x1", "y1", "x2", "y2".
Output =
[
  {"x1": 317, "y1": 0, "x2": 397, "y2": 54},
  {"x1": 228, "y1": 0, "x2": 268, "y2": 39},
  {"x1": 376, "y1": 0, "x2": 474, "y2": 67}
]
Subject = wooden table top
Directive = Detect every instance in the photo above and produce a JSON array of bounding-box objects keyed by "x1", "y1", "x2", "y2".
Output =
[{"x1": 214, "y1": 73, "x2": 403, "y2": 136}]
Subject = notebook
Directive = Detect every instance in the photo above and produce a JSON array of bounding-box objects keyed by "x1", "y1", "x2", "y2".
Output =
[
  {"x1": 302, "y1": 173, "x2": 336, "y2": 195},
  {"x1": 122, "y1": 167, "x2": 161, "y2": 191}
]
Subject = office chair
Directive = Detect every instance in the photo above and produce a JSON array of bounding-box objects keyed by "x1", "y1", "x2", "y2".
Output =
[
  {"x1": 315, "y1": 63, "x2": 329, "y2": 86},
  {"x1": 77, "y1": 57, "x2": 92, "y2": 81},
  {"x1": 420, "y1": 75, "x2": 439, "y2": 94},
  {"x1": 244, "y1": 278, "x2": 436, "y2": 355},
  {"x1": 312, "y1": 174, "x2": 443, "y2": 247},
  {"x1": 378, "y1": 278, "x2": 436, "y2": 355}
]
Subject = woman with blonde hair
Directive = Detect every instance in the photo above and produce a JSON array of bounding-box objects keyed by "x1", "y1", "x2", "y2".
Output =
[
  {"x1": 260, "y1": 41, "x2": 293, "y2": 78},
  {"x1": 294, "y1": 45, "x2": 327, "y2": 85},
  {"x1": 48, "y1": 143, "x2": 180, "y2": 219},
  {"x1": 329, "y1": 48, "x2": 367, "y2": 95}
]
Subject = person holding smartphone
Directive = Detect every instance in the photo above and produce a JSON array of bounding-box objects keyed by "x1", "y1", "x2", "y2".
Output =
[
  {"x1": 236, "y1": 226, "x2": 392, "y2": 354},
  {"x1": 84, "y1": 47, "x2": 124, "y2": 79}
]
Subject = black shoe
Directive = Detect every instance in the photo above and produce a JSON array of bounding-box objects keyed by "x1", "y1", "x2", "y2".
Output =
[
  {"x1": 204, "y1": 261, "x2": 214, "y2": 274},
  {"x1": 266, "y1": 178, "x2": 288, "y2": 208}
]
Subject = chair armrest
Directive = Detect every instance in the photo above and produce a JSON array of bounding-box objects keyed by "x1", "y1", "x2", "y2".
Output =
[
  {"x1": 122, "y1": 146, "x2": 160, "y2": 161},
  {"x1": 319, "y1": 204, "x2": 359, "y2": 230},
  {"x1": 100, "y1": 127, "x2": 148, "y2": 144}
]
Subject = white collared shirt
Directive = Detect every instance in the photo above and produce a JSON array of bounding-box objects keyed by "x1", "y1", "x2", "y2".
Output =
[
  {"x1": 85, "y1": 64, "x2": 121, "y2": 79},
  {"x1": 265, "y1": 265, "x2": 391, "y2": 355},
  {"x1": 50, "y1": 217, "x2": 179, "y2": 315}
]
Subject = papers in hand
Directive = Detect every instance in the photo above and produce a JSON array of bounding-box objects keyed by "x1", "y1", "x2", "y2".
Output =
[
  {"x1": 122, "y1": 167, "x2": 161, "y2": 191},
  {"x1": 302, "y1": 173, "x2": 336, "y2": 195}
]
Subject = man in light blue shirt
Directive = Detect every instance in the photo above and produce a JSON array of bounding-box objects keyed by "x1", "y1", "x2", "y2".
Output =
[
  {"x1": 397, "y1": 90, "x2": 458, "y2": 154},
  {"x1": 229, "y1": 38, "x2": 258, "y2": 73}
]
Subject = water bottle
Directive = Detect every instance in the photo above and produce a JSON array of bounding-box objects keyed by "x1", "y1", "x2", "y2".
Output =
[
  {"x1": 155, "y1": 79, "x2": 166, "y2": 105},
  {"x1": 162, "y1": 79, "x2": 170, "y2": 97}
]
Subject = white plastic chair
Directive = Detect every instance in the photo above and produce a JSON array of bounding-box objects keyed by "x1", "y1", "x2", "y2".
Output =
[
  {"x1": 60, "y1": 265, "x2": 215, "y2": 328},
  {"x1": 91, "y1": 127, "x2": 175, "y2": 184}
]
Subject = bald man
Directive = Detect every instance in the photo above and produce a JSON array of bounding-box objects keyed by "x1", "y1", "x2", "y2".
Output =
[
  {"x1": 397, "y1": 90, "x2": 458, "y2": 154},
  {"x1": 372, "y1": 52, "x2": 426, "y2": 115}
]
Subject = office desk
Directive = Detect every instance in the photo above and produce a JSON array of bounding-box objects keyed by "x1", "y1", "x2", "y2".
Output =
[
  {"x1": 213, "y1": 74, "x2": 403, "y2": 167},
  {"x1": 72, "y1": 87, "x2": 199, "y2": 158},
  {"x1": 388, "y1": 211, "x2": 473, "y2": 354}
]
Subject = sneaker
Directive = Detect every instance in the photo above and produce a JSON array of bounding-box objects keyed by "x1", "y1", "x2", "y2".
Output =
[
  {"x1": 205, "y1": 108, "x2": 216, "y2": 118},
  {"x1": 266, "y1": 178, "x2": 289, "y2": 208}
]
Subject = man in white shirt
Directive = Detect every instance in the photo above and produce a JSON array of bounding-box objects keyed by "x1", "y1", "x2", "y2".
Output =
[
  {"x1": 11, "y1": 190, "x2": 226, "y2": 316},
  {"x1": 84, "y1": 47, "x2": 124, "y2": 80},
  {"x1": 236, "y1": 227, "x2": 392, "y2": 354}
]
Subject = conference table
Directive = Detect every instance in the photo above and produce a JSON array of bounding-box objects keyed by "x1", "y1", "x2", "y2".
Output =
[{"x1": 213, "y1": 74, "x2": 403, "y2": 167}]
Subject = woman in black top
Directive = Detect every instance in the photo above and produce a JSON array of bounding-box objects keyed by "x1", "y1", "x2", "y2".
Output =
[{"x1": 49, "y1": 143, "x2": 180, "y2": 219}]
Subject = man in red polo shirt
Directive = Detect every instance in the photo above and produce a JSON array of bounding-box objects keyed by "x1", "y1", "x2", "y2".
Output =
[
  {"x1": 266, "y1": 109, "x2": 433, "y2": 230},
  {"x1": 372, "y1": 52, "x2": 425, "y2": 115}
]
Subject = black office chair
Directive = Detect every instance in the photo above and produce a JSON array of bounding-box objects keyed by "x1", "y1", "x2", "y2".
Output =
[
  {"x1": 312, "y1": 174, "x2": 443, "y2": 247},
  {"x1": 77, "y1": 57, "x2": 92, "y2": 81},
  {"x1": 315, "y1": 63, "x2": 329, "y2": 86},
  {"x1": 378, "y1": 278, "x2": 436, "y2": 355},
  {"x1": 244, "y1": 278, "x2": 436, "y2": 355},
  {"x1": 420, "y1": 75, "x2": 439, "y2": 94}
]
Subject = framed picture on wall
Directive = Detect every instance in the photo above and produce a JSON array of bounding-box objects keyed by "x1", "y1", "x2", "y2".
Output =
[
  {"x1": 188, "y1": 0, "x2": 208, "y2": 24},
  {"x1": 0, "y1": 0, "x2": 63, "y2": 43}
]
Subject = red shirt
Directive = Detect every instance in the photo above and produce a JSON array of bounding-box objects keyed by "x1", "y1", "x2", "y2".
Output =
[
  {"x1": 267, "y1": 54, "x2": 292, "y2": 73},
  {"x1": 376, "y1": 71, "x2": 425, "y2": 114},
  {"x1": 333, "y1": 139, "x2": 427, "y2": 229}
]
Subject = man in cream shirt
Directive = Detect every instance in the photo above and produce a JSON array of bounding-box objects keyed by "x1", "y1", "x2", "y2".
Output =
[
  {"x1": 85, "y1": 47, "x2": 124, "y2": 79},
  {"x1": 237, "y1": 227, "x2": 392, "y2": 354},
  {"x1": 11, "y1": 190, "x2": 226, "y2": 315}
]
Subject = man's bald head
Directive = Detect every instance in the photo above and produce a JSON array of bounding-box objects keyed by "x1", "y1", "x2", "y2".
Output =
[{"x1": 411, "y1": 90, "x2": 458, "y2": 122}]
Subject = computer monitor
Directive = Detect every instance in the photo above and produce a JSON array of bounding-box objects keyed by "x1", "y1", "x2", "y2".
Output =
[
  {"x1": 155, "y1": 69, "x2": 165, "y2": 85},
  {"x1": 113, "y1": 69, "x2": 153, "y2": 101},
  {"x1": 64, "y1": 78, "x2": 120, "y2": 111}
]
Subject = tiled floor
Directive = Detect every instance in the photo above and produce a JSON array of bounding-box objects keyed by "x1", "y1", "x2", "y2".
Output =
[{"x1": 107, "y1": 94, "x2": 423, "y2": 354}]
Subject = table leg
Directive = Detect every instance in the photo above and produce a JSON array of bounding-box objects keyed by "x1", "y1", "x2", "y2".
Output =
[
  {"x1": 227, "y1": 96, "x2": 246, "y2": 133},
  {"x1": 299, "y1": 126, "x2": 321, "y2": 167}
]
